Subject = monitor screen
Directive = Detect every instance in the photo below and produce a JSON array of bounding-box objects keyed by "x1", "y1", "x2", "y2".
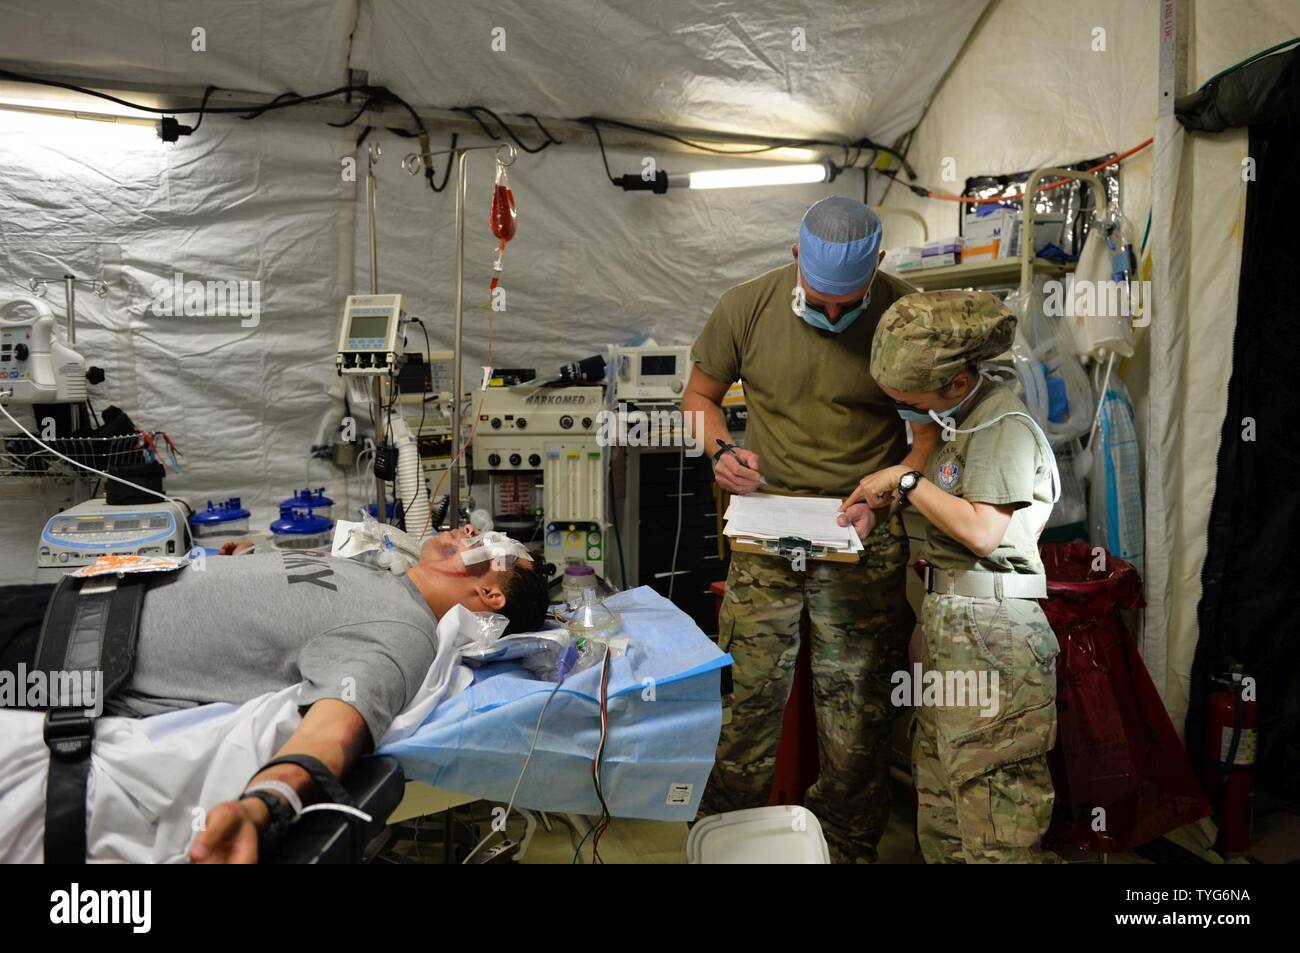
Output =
[
  {"x1": 640, "y1": 354, "x2": 677, "y2": 376},
  {"x1": 348, "y1": 314, "x2": 391, "y2": 340}
]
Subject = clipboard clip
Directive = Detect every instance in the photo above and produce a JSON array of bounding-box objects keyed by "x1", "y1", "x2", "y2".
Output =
[{"x1": 767, "y1": 535, "x2": 815, "y2": 568}]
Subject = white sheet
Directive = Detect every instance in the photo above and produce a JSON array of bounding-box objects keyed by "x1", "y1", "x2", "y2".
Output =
[
  {"x1": 0, "y1": 605, "x2": 477, "y2": 863},
  {"x1": 724, "y1": 492, "x2": 863, "y2": 550}
]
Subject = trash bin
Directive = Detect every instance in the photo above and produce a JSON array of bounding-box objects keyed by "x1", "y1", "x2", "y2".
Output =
[{"x1": 1039, "y1": 543, "x2": 1210, "y2": 853}]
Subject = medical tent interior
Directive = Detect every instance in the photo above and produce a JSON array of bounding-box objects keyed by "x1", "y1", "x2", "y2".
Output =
[{"x1": 1, "y1": 0, "x2": 1299, "y2": 879}]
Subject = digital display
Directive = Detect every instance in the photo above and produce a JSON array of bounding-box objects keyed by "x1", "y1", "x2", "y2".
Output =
[
  {"x1": 348, "y1": 314, "x2": 391, "y2": 340},
  {"x1": 640, "y1": 354, "x2": 677, "y2": 377}
]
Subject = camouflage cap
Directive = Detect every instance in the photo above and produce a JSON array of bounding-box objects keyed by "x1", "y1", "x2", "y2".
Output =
[{"x1": 869, "y1": 290, "x2": 1017, "y2": 392}]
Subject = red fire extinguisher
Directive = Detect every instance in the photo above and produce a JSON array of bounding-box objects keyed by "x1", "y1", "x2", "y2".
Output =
[{"x1": 1203, "y1": 665, "x2": 1258, "y2": 854}]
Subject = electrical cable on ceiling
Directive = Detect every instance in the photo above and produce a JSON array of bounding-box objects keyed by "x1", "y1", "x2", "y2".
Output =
[
  {"x1": 877, "y1": 137, "x2": 1154, "y2": 205},
  {"x1": 453, "y1": 105, "x2": 559, "y2": 154},
  {"x1": 0, "y1": 67, "x2": 457, "y2": 192},
  {"x1": 0, "y1": 66, "x2": 934, "y2": 201}
]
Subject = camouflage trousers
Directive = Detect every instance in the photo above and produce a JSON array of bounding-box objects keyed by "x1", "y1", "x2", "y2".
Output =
[
  {"x1": 700, "y1": 514, "x2": 912, "y2": 863},
  {"x1": 912, "y1": 590, "x2": 1061, "y2": 863}
]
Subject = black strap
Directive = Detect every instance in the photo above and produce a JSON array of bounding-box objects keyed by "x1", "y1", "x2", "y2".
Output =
[
  {"x1": 242, "y1": 789, "x2": 298, "y2": 848},
  {"x1": 43, "y1": 709, "x2": 94, "y2": 864},
  {"x1": 247, "y1": 755, "x2": 361, "y2": 861},
  {"x1": 35, "y1": 574, "x2": 151, "y2": 864},
  {"x1": 252, "y1": 754, "x2": 353, "y2": 806}
]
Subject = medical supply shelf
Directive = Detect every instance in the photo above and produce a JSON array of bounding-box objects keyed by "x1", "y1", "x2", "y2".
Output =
[{"x1": 901, "y1": 257, "x2": 1074, "y2": 291}]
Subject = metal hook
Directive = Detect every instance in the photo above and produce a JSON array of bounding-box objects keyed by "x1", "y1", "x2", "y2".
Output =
[
  {"x1": 404, "y1": 141, "x2": 518, "y2": 175},
  {"x1": 27, "y1": 277, "x2": 109, "y2": 298}
]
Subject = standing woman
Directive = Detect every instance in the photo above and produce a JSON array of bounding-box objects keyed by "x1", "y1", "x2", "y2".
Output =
[{"x1": 841, "y1": 290, "x2": 1062, "y2": 863}]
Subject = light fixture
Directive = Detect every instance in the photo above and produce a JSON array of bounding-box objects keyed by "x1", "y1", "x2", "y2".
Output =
[
  {"x1": 618, "y1": 161, "x2": 837, "y2": 194},
  {"x1": 0, "y1": 85, "x2": 160, "y2": 131},
  {"x1": 685, "y1": 162, "x2": 835, "y2": 190}
]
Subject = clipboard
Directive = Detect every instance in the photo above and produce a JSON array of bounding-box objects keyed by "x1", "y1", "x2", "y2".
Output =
[
  {"x1": 729, "y1": 534, "x2": 861, "y2": 565},
  {"x1": 722, "y1": 492, "x2": 864, "y2": 567}
]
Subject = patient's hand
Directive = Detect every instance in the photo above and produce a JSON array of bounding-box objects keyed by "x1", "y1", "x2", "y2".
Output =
[
  {"x1": 218, "y1": 541, "x2": 255, "y2": 556},
  {"x1": 188, "y1": 798, "x2": 268, "y2": 864}
]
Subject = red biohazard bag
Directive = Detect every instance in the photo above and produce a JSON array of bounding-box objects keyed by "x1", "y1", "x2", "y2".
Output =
[{"x1": 1039, "y1": 543, "x2": 1210, "y2": 852}]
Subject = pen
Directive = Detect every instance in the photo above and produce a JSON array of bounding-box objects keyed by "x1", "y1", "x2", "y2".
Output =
[{"x1": 714, "y1": 438, "x2": 763, "y2": 479}]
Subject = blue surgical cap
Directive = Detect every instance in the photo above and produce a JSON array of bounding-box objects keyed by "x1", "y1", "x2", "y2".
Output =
[{"x1": 797, "y1": 196, "x2": 883, "y2": 295}]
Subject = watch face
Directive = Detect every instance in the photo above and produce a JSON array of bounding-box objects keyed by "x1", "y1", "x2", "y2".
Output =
[{"x1": 901, "y1": 472, "x2": 919, "y2": 492}]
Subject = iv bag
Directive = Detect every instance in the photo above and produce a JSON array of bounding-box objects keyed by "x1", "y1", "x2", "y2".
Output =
[{"x1": 490, "y1": 162, "x2": 516, "y2": 244}]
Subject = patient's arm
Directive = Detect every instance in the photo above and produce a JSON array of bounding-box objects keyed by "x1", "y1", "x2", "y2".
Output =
[{"x1": 188, "y1": 698, "x2": 370, "y2": 864}]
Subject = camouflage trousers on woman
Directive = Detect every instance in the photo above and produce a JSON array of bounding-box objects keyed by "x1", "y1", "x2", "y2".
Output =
[
  {"x1": 699, "y1": 514, "x2": 912, "y2": 863},
  {"x1": 912, "y1": 590, "x2": 1061, "y2": 863}
]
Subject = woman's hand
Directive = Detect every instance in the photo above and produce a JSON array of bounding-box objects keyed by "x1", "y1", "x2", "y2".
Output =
[{"x1": 841, "y1": 465, "x2": 911, "y2": 512}]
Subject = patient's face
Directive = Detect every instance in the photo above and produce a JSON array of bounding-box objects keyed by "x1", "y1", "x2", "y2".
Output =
[{"x1": 420, "y1": 525, "x2": 488, "y2": 577}]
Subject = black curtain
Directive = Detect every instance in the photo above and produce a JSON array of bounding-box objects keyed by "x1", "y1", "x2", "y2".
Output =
[{"x1": 1187, "y1": 59, "x2": 1300, "y2": 799}]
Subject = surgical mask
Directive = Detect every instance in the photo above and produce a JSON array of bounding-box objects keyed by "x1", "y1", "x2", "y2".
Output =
[
  {"x1": 895, "y1": 375, "x2": 985, "y2": 425},
  {"x1": 793, "y1": 292, "x2": 868, "y2": 334}
]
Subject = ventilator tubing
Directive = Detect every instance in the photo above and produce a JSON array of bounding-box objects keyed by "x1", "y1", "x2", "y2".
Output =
[{"x1": 390, "y1": 417, "x2": 432, "y2": 541}]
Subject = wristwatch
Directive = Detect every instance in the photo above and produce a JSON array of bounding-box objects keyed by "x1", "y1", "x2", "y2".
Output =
[{"x1": 897, "y1": 470, "x2": 924, "y2": 503}]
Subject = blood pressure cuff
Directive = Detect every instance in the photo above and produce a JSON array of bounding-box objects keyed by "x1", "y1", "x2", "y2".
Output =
[{"x1": 32, "y1": 573, "x2": 151, "y2": 863}]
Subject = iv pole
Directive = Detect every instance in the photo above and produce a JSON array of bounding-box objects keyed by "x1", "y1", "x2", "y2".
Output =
[
  {"x1": 403, "y1": 141, "x2": 517, "y2": 529},
  {"x1": 365, "y1": 143, "x2": 388, "y2": 523}
]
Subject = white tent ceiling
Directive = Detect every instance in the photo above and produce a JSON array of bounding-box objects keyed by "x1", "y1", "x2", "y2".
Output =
[{"x1": 0, "y1": 0, "x2": 988, "y2": 142}]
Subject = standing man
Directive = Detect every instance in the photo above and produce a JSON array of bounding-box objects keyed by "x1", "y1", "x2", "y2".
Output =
[{"x1": 683, "y1": 196, "x2": 934, "y2": 862}]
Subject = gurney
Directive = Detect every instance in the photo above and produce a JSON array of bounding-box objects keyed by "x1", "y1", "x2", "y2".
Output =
[
  {"x1": 381, "y1": 586, "x2": 729, "y2": 822},
  {"x1": 0, "y1": 585, "x2": 727, "y2": 862}
]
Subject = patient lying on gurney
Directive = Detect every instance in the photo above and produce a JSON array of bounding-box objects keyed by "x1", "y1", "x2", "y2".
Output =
[{"x1": 0, "y1": 526, "x2": 548, "y2": 863}]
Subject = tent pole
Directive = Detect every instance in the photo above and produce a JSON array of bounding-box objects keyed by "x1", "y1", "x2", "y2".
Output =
[{"x1": 450, "y1": 150, "x2": 468, "y2": 529}]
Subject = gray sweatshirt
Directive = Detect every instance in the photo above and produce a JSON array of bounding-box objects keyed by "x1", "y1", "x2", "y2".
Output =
[{"x1": 107, "y1": 549, "x2": 440, "y2": 744}]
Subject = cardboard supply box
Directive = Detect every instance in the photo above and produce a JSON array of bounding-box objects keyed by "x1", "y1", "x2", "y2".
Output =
[
  {"x1": 963, "y1": 208, "x2": 1014, "y2": 263},
  {"x1": 963, "y1": 207, "x2": 1066, "y2": 261},
  {"x1": 920, "y1": 237, "x2": 963, "y2": 269},
  {"x1": 884, "y1": 245, "x2": 925, "y2": 273}
]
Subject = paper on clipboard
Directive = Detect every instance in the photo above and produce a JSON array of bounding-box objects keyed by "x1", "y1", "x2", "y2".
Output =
[{"x1": 724, "y1": 493, "x2": 863, "y2": 552}]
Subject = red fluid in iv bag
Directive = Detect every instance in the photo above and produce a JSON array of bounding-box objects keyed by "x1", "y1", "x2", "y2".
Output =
[{"x1": 490, "y1": 166, "x2": 517, "y2": 244}]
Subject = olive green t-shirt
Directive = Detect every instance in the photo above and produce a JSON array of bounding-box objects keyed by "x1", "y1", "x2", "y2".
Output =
[
  {"x1": 921, "y1": 381, "x2": 1056, "y2": 574},
  {"x1": 691, "y1": 262, "x2": 912, "y2": 497}
]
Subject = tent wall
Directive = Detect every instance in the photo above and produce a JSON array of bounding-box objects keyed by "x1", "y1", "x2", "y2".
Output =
[{"x1": 0, "y1": 112, "x2": 355, "y2": 582}]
